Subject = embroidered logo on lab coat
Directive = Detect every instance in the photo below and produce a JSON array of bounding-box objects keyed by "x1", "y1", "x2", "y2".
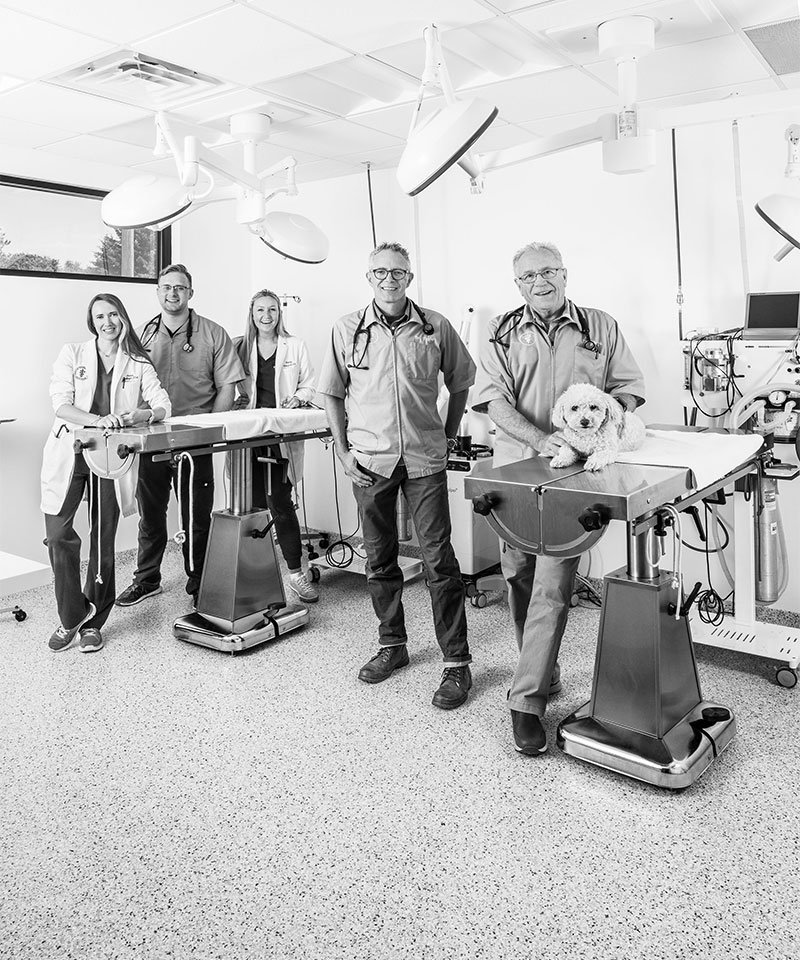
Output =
[
  {"x1": 518, "y1": 329, "x2": 537, "y2": 345},
  {"x1": 75, "y1": 366, "x2": 88, "y2": 380}
]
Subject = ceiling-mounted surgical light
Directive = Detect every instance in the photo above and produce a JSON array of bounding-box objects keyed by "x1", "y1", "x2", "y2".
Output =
[
  {"x1": 755, "y1": 194, "x2": 800, "y2": 261},
  {"x1": 396, "y1": 24, "x2": 498, "y2": 196},
  {"x1": 253, "y1": 212, "x2": 330, "y2": 264},
  {"x1": 396, "y1": 18, "x2": 656, "y2": 197},
  {"x1": 101, "y1": 111, "x2": 329, "y2": 262}
]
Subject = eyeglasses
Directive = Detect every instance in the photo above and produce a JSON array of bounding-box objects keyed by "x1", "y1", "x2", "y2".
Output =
[
  {"x1": 515, "y1": 268, "x2": 562, "y2": 285},
  {"x1": 159, "y1": 283, "x2": 189, "y2": 294},
  {"x1": 371, "y1": 268, "x2": 411, "y2": 281}
]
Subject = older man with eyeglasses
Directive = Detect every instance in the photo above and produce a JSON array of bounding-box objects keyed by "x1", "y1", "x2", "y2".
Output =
[
  {"x1": 318, "y1": 241, "x2": 476, "y2": 709},
  {"x1": 115, "y1": 263, "x2": 244, "y2": 609},
  {"x1": 473, "y1": 241, "x2": 645, "y2": 755}
]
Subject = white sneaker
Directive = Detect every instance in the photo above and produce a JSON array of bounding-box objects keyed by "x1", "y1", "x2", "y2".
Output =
[{"x1": 287, "y1": 570, "x2": 319, "y2": 603}]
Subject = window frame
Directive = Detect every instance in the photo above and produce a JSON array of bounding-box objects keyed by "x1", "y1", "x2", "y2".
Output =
[{"x1": 0, "y1": 174, "x2": 172, "y2": 283}]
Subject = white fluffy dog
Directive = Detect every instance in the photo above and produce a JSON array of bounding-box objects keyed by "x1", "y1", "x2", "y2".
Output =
[{"x1": 549, "y1": 383, "x2": 646, "y2": 471}]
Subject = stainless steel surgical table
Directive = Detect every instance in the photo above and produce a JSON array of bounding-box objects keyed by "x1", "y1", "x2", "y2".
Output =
[
  {"x1": 75, "y1": 410, "x2": 330, "y2": 653},
  {"x1": 465, "y1": 442, "x2": 768, "y2": 789}
]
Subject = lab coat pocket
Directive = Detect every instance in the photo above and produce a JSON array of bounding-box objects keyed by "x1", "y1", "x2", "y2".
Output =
[
  {"x1": 406, "y1": 337, "x2": 441, "y2": 381},
  {"x1": 572, "y1": 345, "x2": 607, "y2": 387}
]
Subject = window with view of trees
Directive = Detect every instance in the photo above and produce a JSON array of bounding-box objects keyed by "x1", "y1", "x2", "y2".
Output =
[{"x1": 0, "y1": 176, "x2": 170, "y2": 281}]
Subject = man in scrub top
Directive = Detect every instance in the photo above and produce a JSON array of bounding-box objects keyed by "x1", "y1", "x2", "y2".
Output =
[
  {"x1": 116, "y1": 263, "x2": 244, "y2": 607},
  {"x1": 317, "y1": 242, "x2": 476, "y2": 710},
  {"x1": 473, "y1": 241, "x2": 646, "y2": 754}
]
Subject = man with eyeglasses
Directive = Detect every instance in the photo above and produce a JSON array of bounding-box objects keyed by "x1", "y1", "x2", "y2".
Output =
[
  {"x1": 317, "y1": 241, "x2": 476, "y2": 709},
  {"x1": 473, "y1": 241, "x2": 645, "y2": 755},
  {"x1": 116, "y1": 263, "x2": 244, "y2": 608}
]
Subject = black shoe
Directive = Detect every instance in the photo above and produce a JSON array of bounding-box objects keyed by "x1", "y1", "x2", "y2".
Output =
[
  {"x1": 358, "y1": 645, "x2": 409, "y2": 684},
  {"x1": 432, "y1": 665, "x2": 472, "y2": 710},
  {"x1": 511, "y1": 710, "x2": 547, "y2": 755},
  {"x1": 116, "y1": 582, "x2": 162, "y2": 607}
]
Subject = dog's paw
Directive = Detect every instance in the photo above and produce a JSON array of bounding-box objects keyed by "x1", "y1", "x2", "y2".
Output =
[{"x1": 583, "y1": 454, "x2": 612, "y2": 471}]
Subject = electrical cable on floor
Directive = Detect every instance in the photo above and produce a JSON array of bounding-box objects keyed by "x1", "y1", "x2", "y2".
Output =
[
  {"x1": 694, "y1": 502, "x2": 727, "y2": 626},
  {"x1": 321, "y1": 442, "x2": 365, "y2": 569}
]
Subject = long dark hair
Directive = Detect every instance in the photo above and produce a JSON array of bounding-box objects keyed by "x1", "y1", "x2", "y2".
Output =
[{"x1": 86, "y1": 293, "x2": 152, "y2": 364}]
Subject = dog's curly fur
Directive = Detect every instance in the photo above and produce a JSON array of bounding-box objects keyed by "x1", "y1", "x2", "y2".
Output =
[{"x1": 549, "y1": 383, "x2": 645, "y2": 471}]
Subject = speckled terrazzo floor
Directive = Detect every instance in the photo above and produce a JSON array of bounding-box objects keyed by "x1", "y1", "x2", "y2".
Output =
[{"x1": 1, "y1": 544, "x2": 798, "y2": 960}]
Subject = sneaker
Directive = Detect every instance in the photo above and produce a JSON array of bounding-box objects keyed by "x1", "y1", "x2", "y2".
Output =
[
  {"x1": 48, "y1": 602, "x2": 96, "y2": 652},
  {"x1": 511, "y1": 710, "x2": 547, "y2": 755},
  {"x1": 358, "y1": 645, "x2": 410, "y2": 684},
  {"x1": 115, "y1": 582, "x2": 162, "y2": 607},
  {"x1": 287, "y1": 570, "x2": 319, "y2": 604},
  {"x1": 432, "y1": 665, "x2": 472, "y2": 710},
  {"x1": 78, "y1": 627, "x2": 104, "y2": 653}
]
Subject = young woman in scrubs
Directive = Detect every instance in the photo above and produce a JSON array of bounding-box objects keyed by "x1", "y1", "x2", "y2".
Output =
[
  {"x1": 41, "y1": 294, "x2": 171, "y2": 653},
  {"x1": 233, "y1": 289, "x2": 318, "y2": 604}
]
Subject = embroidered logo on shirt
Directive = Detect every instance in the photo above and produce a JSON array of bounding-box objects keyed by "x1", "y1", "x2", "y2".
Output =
[
  {"x1": 75, "y1": 366, "x2": 87, "y2": 380},
  {"x1": 518, "y1": 329, "x2": 537, "y2": 345}
]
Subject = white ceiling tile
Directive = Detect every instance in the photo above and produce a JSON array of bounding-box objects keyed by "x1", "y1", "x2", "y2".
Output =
[
  {"x1": 471, "y1": 120, "x2": 540, "y2": 152},
  {"x1": 294, "y1": 157, "x2": 364, "y2": 184},
  {"x1": 268, "y1": 119, "x2": 403, "y2": 159},
  {"x1": 245, "y1": 0, "x2": 489, "y2": 53},
  {"x1": 131, "y1": 156, "x2": 188, "y2": 177},
  {"x1": 0, "y1": 7, "x2": 115, "y2": 80},
  {"x1": 42, "y1": 134, "x2": 157, "y2": 165},
  {"x1": 510, "y1": 0, "x2": 658, "y2": 34},
  {"x1": 586, "y1": 34, "x2": 771, "y2": 99},
  {"x1": 341, "y1": 144, "x2": 405, "y2": 169},
  {"x1": 213, "y1": 140, "x2": 324, "y2": 169},
  {"x1": 469, "y1": 68, "x2": 618, "y2": 124},
  {"x1": 139, "y1": 6, "x2": 345, "y2": 87},
  {"x1": 177, "y1": 91, "x2": 315, "y2": 129},
  {"x1": 712, "y1": 0, "x2": 799, "y2": 29},
  {"x1": 98, "y1": 118, "x2": 162, "y2": 149},
  {"x1": 0, "y1": 83, "x2": 150, "y2": 133},
  {"x1": 0, "y1": 115, "x2": 72, "y2": 148},
  {"x1": 483, "y1": 0, "x2": 560, "y2": 11},
  {"x1": 0, "y1": 0, "x2": 232, "y2": 45},
  {"x1": 352, "y1": 101, "x2": 443, "y2": 139},
  {"x1": 782, "y1": 71, "x2": 800, "y2": 89}
]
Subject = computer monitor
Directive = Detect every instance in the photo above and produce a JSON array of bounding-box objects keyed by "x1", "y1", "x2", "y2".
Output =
[{"x1": 743, "y1": 292, "x2": 800, "y2": 339}]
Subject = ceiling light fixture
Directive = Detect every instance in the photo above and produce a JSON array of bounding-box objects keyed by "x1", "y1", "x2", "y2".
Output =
[
  {"x1": 101, "y1": 111, "x2": 329, "y2": 263},
  {"x1": 397, "y1": 17, "x2": 657, "y2": 197}
]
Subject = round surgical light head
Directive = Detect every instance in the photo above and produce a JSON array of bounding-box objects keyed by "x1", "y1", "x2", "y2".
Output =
[
  {"x1": 755, "y1": 193, "x2": 800, "y2": 255},
  {"x1": 101, "y1": 174, "x2": 193, "y2": 230},
  {"x1": 396, "y1": 98, "x2": 498, "y2": 197},
  {"x1": 259, "y1": 212, "x2": 329, "y2": 264}
]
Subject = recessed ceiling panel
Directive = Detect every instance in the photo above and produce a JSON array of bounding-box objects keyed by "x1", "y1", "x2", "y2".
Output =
[
  {"x1": 246, "y1": 0, "x2": 489, "y2": 53},
  {"x1": 0, "y1": 7, "x2": 115, "y2": 81},
  {"x1": 510, "y1": 0, "x2": 656, "y2": 35},
  {"x1": 0, "y1": 115, "x2": 72, "y2": 148},
  {"x1": 42, "y1": 134, "x2": 157, "y2": 166},
  {"x1": 469, "y1": 68, "x2": 618, "y2": 124},
  {"x1": 0, "y1": 0, "x2": 229, "y2": 45},
  {"x1": 712, "y1": 0, "x2": 799, "y2": 30},
  {"x1": 140, "y1": 6, "x2": 345, "y2": 87},
  {"x1": 268, "y1": 119, "x2": 402, "y2": 159},
  {"x1": 586, "y1": 34, "x2": 771, "y2": 99},
  {"x1": 0, "y1": 82, "x2": 149, "y2": 133}
]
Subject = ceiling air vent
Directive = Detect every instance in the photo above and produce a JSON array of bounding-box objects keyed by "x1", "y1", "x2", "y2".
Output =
[
  {"x1": 744, "y1": 19, "x2": 800, "y2": 77},
  {"x1": 52, "y1": 51, "x2": 228, "y2": 109}
]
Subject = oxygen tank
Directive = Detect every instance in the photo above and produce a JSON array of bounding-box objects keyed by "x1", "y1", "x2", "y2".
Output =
[{"x1": 755, "y1": 476, "x2": 779, "y2": 604}]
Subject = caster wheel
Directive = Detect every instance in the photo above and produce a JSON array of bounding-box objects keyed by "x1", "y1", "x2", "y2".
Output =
[
  {"x1": 776, "y1": 666, "x2": 797, "y2": 689},
  {"x1": 318, "y1": 538, "x2": 330, "y2": 550},
  {"x1": 14, "y1": 608, "x2": 27, "y2": 622},
  {"x1": 470, "y1": 592, "x2": 488, "y2": 609},
  {"x1": 309, "y1": 566, "x2": 321, "y2": 583},
  {"x1": 464, "y1": 583, "x2": 477, "y2": 599},
  {"x1": 570, "y1": 593, "x2": 580, "y2": 607}
]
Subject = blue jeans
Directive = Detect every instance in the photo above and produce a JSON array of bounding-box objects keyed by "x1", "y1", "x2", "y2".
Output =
[
  {"x1": 353, "y1": 464, "x2": 470, "y2": 666},
  {"x1": 501, "y1": 546, "x2": 580, "y2": 717}
]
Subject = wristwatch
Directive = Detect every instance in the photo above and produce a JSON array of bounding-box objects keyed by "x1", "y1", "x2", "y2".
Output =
[{"x1": 446, "y1": 437, "x2": 458, "y2": 453}]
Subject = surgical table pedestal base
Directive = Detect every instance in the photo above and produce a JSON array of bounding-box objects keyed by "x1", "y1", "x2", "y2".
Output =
[{"x1": 557, "y1": 567, "x2": 736, "y2": 790}]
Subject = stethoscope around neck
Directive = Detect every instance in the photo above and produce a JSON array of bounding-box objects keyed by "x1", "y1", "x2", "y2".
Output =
[
  {"x1": 347, "y1": 299, "x2": 434, "y2": 370},
  {"x1": 142, "y1": 308, "x2": 196, "y2": 353},
  {"x1": 489, "y1": 303, "x2": 601, "y2": 356}
]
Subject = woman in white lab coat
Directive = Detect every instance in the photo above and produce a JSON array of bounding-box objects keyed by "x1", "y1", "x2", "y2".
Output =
[
  {"x1": 41, "y1": 293, "x2": 171, "y2": 653},
  {"x1": 233, "y1": 289, "x2": 318, "y2": 603}
]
